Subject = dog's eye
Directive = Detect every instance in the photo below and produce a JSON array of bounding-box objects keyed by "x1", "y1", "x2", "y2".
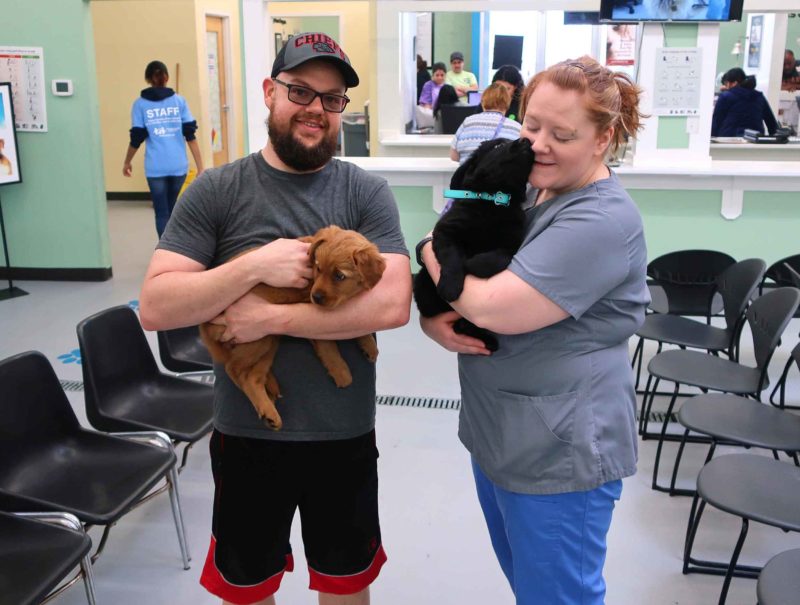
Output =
[{"x1": 334, "y1": 271, "x2": 346, "y2": 282}]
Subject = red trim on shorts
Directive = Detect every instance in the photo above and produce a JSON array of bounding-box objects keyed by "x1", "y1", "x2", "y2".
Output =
[
  {"x1": 308, "y1": 544, "x2": 387, "y2": 595},
  {"x1": 200, "y1": 535, "x2": 294, "y2": 604}
]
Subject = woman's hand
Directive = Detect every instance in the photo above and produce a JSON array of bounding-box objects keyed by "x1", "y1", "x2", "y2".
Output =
[
  {"x1": 419, "y1": 311, "x2": 491, "y2": 355},
  {"x1": 122, "y1": 162, "x2": 132, "y2": 177}
]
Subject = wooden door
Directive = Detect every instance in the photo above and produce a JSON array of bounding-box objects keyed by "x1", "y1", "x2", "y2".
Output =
[{"x1": 206, "y1": 16, "x2": 229, "y2": 165}]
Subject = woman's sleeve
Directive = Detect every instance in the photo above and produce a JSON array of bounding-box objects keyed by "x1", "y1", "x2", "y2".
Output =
[
  {"x1": 129, "y1": 100, "x2": 147, "y2": 148},
  {"x1": 509, "y1": 205, "x2": 630, "y2": 319},
  {"x1": 710, "y1": 94, "x2": 729, "y2": 136},
  {"x1": 179, "y1": 96, "x2": 198, "y2": 141},
  {"x1": 419, "y1": 81, "x2": 433, "y2": 106},
  {"x1": 762, "y1": 95, "x2": 778, "y2": 135}
]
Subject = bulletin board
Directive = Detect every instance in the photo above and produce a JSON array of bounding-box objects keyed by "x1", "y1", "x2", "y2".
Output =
[
  {"x1": 0, "y1": 82, "x2": 22, "y2": 186},
  {"x1": 0, "y1": 46, "x2": 47, "y2": 132}
]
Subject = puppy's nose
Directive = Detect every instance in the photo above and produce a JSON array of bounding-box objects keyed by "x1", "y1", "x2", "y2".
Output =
[{"x1": 312, "y1": 292, "x2": 325, "y2": 305}]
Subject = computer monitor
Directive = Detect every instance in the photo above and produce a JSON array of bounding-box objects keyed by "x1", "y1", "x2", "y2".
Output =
[{"x1": 467, "y1": 90, "x2": 482, "y2": 106}]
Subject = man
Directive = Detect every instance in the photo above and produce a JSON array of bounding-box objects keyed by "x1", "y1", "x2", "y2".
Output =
[
  {"x1": 445, "y1": 51, "x2": 478, "y2": 104},
  {"x1": 139, "y1": 32, "x2": 411, "y2": 605},
  {"x1": 782, "y1": 49, "x2": 800, "y2": 92}
]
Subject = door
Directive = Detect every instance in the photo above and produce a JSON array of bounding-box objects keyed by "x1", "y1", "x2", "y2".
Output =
[{"x1": 206, "y1": 15, "x2": 229, "y2": 166}]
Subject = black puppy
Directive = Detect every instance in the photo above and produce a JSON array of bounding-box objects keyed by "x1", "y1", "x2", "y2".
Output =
[{"x1": 414, "y1": 137, "x2": 535, "y2": 351}]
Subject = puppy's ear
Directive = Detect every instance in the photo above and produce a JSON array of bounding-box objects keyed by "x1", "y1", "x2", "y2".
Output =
[
  {"x1": 353, "y1": 246, "x2": 386, "y2": 289},
  {"x1": 307, "y1": 237, "x2": 327, "y2": 262}
]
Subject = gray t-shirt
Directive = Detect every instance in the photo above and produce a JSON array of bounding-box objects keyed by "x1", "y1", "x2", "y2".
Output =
[
  {"x1": 158, "y1": 152, "x2": 408, "y2": 441},
  {"x1": 458, "y1": 172, "x2": 650, "y2": 494}
]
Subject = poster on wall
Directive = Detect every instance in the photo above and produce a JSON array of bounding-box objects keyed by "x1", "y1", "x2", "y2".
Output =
[
  {"x1": 652, "y1": 48, "x2": 702, "y2": 116},
  {"x1": 747, "y1": 15, "x2": 763, "y2": 69},
  {"x1": 0, "y1": 82, "x2": 22, "y2": 186},
  {"x1": 606, "y1": 24, "x2": 636, "y2": 67},
  {"x1": 0, "y1": 46, "x2": 47, "y2": 132}
]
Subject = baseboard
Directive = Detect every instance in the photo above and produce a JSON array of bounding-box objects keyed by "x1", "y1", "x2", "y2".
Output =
[
  {"x1": 0, "y1": 266, "x2": 113, "y2": 282},
  {"x1": 107, "y1": 192, "x2": 151, "y2": 201}
]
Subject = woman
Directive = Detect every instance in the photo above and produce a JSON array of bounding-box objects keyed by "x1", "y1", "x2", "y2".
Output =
[
  {"x1": 122, "y1": 60, "x2": 204, "y2": 237},
  {"x1": 491, "y1": 65, "x2": 524, "y2": 122},
  {"x1": 417, "y1": 56, "x2": 649, "y2": 604},
  {"x1": 712, "y1": 68, "x2": 777, "y2": 137},
  {"x1": 419, "y1": 62, "x2": 447, "y2": 110},
  {"x1": 450, "y1": 82, "x2": 522, "y2": 164},
  {"x1": 416, "y1": 54, "x2": 431, "y2": 104}
]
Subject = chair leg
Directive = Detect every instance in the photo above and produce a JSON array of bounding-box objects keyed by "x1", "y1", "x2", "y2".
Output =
[
  {"x1": 668, "y1": 428, "x2": 699, "y2": 497},
  {"x1": 79, "y1": 552, "x2": 98, "y2": 605},
  {"x1": 639, "y1": 373, "x2": 655, "y2": 435},
  {"x1": 769, "y1": 357, "x2": 793, "y2": 407},
  {"x1": 684, "y1": 495, "x2": 706, "y2": 573},
  {"x1": 632, "y1": 337, "x2": 645, "y2": 390},
  {"x1": 718, "y1": 519, "x2": 750, "y2": 605},
  {"x1": 167, "y1": 465, "x2": 192, "y2": 569},
  {"x1": 652, "y1": 382, "x2": 680, "y2": 492}
]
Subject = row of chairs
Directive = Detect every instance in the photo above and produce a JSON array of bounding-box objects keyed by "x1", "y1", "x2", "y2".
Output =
[
  {"x1": 633, "y1": 250, "x2": 800, "y2": 605},
  {"x1": 0, "y1": 306, "x2": 215, "y2": 604}
]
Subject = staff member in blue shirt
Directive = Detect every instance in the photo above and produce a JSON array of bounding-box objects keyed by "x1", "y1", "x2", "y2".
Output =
[
  {"x1": 711, "y1": 68, "x2": 778, "y2": 138},
  {"x1": 123, "y1": 60, "x2": 204, "y2": 237}
]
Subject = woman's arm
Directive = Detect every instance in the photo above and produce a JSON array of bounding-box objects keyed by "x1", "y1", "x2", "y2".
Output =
[
  {"x1": 186, "y1": 139, "x2": 205, "y2": 175},
  {"x1": 419, "y1": 240, "x2": 568, "y2": 335},
  {"x1": 122, "y1": 145, "x2": 138, "y2": 177}
]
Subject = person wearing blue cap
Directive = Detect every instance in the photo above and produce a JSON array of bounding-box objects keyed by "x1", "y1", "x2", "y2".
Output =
[{"x1": 139, "y1": 32, "x2": 411, "y2": 605}]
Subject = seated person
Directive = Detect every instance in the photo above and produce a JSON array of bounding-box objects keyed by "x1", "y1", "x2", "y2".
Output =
[
  {"x1": 711, "y1": 68, "x2": 777, "y2": 137},
  {"x1": 419, "y1": 62, "x2": 447, "y2": 109},
  {"x1": 445, "y1": 51, "x2": 478, "y2": 104},
  {"x1": 432, "y1": 84, "x2": 461, "y2": 134},
  {"x1": 450, "y1": 82, "x2": 522, "y2": 164},
  {"x1": 491, "y1": 65, "x2": 525, "y2": 122},
  {"x1": 417, "y1": 54, "x2": 431, "y2": 103},
  {"x1": 782, "y1": 49, "x2": 800, "y2": 92}
]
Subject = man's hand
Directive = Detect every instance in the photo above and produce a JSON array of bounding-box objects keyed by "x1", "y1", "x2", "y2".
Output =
[
  {"x1": 210, "y1": 291, "x2": 284, "y2": 344},
  {"x1": 248, "y1": 239, "x2": 312, "y2": 288},
  {"x1": 420, "y1": 311, "x2": 491, "y2": 355}
]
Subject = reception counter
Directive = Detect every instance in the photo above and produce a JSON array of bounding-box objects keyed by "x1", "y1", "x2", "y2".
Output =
[
  {"x1": 339, "y1": 156, "x2": 800, "y2": 269},
  {"x1": 710, "y1": 137, "x2": 800, "y2": 161}
]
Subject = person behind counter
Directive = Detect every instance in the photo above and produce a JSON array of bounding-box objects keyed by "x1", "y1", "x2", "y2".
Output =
[
  {"x1": 783, "y1": 50, "x2": 800, "y2": 92},
  {"x1": 711, "y1": 68, "x2": 777, "y2": 137}
]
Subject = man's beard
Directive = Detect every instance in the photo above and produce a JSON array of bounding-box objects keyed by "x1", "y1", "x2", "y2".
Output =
[{"x1": 268, "y1": 111, "x2": 337, "y2": 171}]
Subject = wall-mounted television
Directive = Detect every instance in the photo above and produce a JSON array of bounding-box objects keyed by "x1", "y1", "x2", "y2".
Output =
[{"x1": 599, "y1": 0, "x2": 743, "y2": 23}]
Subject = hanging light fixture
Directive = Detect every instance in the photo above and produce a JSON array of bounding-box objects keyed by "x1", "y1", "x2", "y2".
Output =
[{"x1": 731, "y1": 38, "x2": 743, "y2": 56}]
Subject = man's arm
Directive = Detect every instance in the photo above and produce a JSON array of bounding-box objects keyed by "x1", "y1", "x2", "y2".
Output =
[
  {"x1": 214, "y1": 253, "x2": 412, "y2": 342},
  {"x1": 139, "y1": 239, "x2": 312, "y2": 331}
]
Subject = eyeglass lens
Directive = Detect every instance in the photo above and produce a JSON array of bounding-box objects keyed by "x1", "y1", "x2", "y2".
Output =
[{"x1": 284, "y1": 82, "x2": 348, "y2": 113}]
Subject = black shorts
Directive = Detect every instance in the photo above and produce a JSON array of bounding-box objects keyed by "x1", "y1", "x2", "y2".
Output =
[{"x1": 199, "y1": 429, "x2": 386, "y2": 603}]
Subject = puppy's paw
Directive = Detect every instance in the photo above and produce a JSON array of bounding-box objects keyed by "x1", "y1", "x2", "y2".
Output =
[
  {"x1": 330, "y1": 367, "x2": 353, "y2": 388},
  {"x1": 357, "y1": 335, "x2": 379, "y2": 363},
  {"x1": 255, "y1": 404, "x2": 283, "y2": 431},
  {"x1": 436, "y1": 275, "x2": 464, "y2": 303}
]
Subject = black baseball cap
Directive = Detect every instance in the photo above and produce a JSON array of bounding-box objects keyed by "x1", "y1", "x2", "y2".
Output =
[
  {"x1": 450, "y1": 51, "x2": 464, "y2": 62},
  {"x1": 272, "y1": 32, "x2": 359, "y2": 87}
]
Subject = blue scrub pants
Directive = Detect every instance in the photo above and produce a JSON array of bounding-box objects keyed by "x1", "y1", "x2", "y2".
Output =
[
  {"x1": 472, "y1": 460, "x2": 622, "y2": 605},
  {"x1": 147, "y1": 174, "x2": 186, "y2": 237}
]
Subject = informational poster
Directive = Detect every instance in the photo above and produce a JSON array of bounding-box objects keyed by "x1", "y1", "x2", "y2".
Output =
[
  {"x1": 0, "y1": 46, "x2": 47, "y2": 132},
  {"x1": 747, "y1": 15, "x2": 763, "y2": 69},
  {"x1": 652, "y1": 48, "x2": 702, "y2": 116},
  {"x1": 0, "y1": 82, "x2": 22, "y2": 185},
  {"x1": 606, "y1": 24, "x2": 636, "y2": 67}
]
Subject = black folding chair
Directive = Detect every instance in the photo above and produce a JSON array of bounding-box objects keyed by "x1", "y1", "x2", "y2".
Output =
[
  {"x1": 0, "y1": 511, "x2": 96, "y2": 605},
  {"x1": 77, "y1": 306, "x2": 214, "y2": 471},
  {"x1": 766, "y1": 261, "x2": 800, "y2": 409},
  {"x1": 633, "y1": 258, "x2": 765, "y2": 411},
  {"x1": 683, "y1": 454, "x2": 800, "y2": 605},
  {"x1": 0, "y1": 351, "x2": 191, "y2": 569},
  {"x1": 644, "y1": 287, "x2": 800, "y2": 493},
  {"x1": 157, "y1": 325, "x2": 214, "y2": 378}
]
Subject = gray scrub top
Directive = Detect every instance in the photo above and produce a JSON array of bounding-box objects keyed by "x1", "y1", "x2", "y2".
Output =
[{"x1": 458, "y1": 171, "x2": 650, "y2": 495}]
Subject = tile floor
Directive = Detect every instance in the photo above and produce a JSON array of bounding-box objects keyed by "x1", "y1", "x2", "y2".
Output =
[{"x1": 1, "y1": 201, "x2": 799, "y2": 605}]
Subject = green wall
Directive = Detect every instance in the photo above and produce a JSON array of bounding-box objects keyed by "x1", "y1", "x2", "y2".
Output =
[
  {"x1": 433, "y1": 12, "x2": 475, "y2": 73},
  {"x1": 1, "y1": 0, "x2": 110, "y2": 274},
  {"x1": 787, "y1": 15, "x2": 800, "y2": 56}
]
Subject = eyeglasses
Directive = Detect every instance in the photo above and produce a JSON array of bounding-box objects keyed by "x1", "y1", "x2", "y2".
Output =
[{"x1": 273, "y1": 78, "x2": 350, "y2": 113}]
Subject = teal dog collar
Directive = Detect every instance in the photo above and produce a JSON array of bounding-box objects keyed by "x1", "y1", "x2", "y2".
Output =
[{"x1": 444, "y1": 189, "x2": 511, "y2": 207}]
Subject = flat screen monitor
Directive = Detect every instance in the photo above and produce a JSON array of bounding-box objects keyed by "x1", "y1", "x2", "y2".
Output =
[
  {"x1": 600, "y1": 0, "x2": 743, "y2": 23},
  {"x1": 467, "y1": 90, "x2": 482, "y2": 106},
  {"x1": 492, "y1": 35, "x2": 523, "y2": 70},
  {"x1": 564, "y1": 12, "x2": 602, "y2": 25}
]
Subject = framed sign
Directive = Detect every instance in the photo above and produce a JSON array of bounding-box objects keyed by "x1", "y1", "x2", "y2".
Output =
[
  {"x1": 0, "y1": 82, "x2": 22, "y2": 186},
  {"x1": 747, "y1": 15, "x2": 762, "y2": 69}
]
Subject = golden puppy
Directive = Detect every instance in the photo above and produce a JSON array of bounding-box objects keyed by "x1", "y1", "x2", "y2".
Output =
[{"x1": 200, "y1": 226, "x2": 386, "y2": 430}]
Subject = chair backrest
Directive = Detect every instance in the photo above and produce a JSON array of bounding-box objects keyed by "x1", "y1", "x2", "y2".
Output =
[
  {"x1": 157, "y1": 326, "x2": 213, "y2": 373},
  {"x1": 439, "y1": 104, "x2": 481, "y2": 134},
  {"x1": 647, "y1": 249, "x2": 736, "y2": 316},
  {"x1": 746, "y1": 287, "x2": 800, "y2": 373},
  {"x1": 77, "y1": 305, "x2": 161, "y2": 426},
  {"x1": 760, "y1": 254, "x2": 800, "y2": 292},
  {"x1": 0, "y1": 352, "x2": 80, "y2": 468},
  {"x1": 716, "y1": 258, "x2": 767, "y2": 333}
]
